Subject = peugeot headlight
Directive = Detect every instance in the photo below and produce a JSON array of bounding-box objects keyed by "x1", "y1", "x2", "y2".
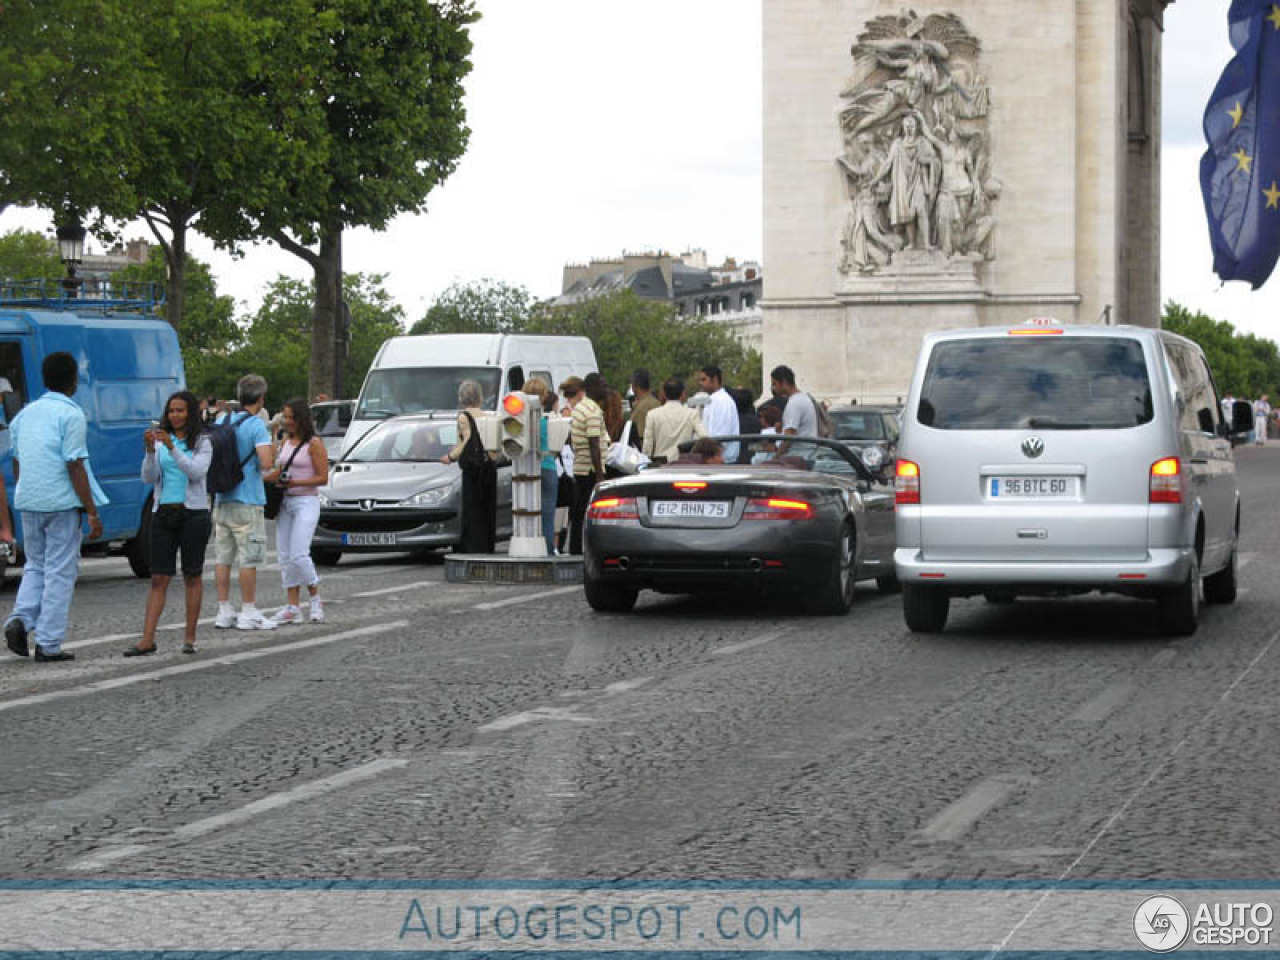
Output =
[
  {"x1": 860, "y1": 445, "x2": 885, "y2": 469},
  {"x1": 399, "y1": 484, "x2": 454, "y2": 508},
  {"x1": 317, "y1": 490, "x2": 333, "y2": 507}
]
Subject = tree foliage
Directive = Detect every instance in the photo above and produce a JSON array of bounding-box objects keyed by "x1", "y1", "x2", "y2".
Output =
[
  {"x1": 409, "y1": 279, "x2": 534, "y2": 335},
  {"x1": 0, "y1": 230, "x2": 63, "y2": 280},
  {"x1": 194, "y1": 273, "x2": 405, "y2": 403},
  {"x1": 114, "y1": 248, "x2": 239, "y2": 394},
  {"x1": 1162, "y1": 301, "x2": 1280, "y2": 398},
  {"x1": 527, "y1": 290, "x2": 763, "y2": 396},
  {"x1": 253, "y1": 0, "x2": 478, "y2": 398},
  {"x1": 0, "y1": 0, "x2": 154, "y2": 220}
]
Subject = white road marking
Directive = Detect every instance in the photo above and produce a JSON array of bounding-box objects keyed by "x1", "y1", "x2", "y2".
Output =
[
  {"x1": 0, "y1": 621, "x2": 409, "y2": 714},
  {"x1": 1069, "y1": 681, "x2": 1134, "y2": 723},
  {"x1": 916, "y1": 774, "x2": 1034, "y2": 843},
  {"x1": 472, "y1": 585, "x2": 579, "y2": 611},
  {"x1": 714, "y1": 625, "x2": 793, "y2": 656},
  {"x1": 351, "y1": 583, "x2": 431, "y2": 598},
  {"x1": 603, "y1": 677, "x2": 651, "y2": 694},
  {"x1": 67, "y1": 758, "x2": 408, "y2": 871},
  {"x1": 477, "y1": 706, "x2": 595, "y2": 733}
]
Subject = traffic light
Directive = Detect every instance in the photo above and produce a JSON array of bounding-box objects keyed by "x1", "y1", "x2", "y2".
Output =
[{"x1": 500, "y1": 393, "x2": 534, "y2": 459}]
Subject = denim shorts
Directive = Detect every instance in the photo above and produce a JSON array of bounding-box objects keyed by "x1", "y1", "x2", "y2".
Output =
[{"x1": 150, "y1": 505, "x2": 212, "y2": 578}]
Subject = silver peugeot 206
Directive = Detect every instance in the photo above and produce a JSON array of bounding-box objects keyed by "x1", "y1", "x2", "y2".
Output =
[
  {"x1": 894, "y1": 322, "x2": 1253, "y2": 636},
  {"x1": 310, "y1": 414, "x2": 512, "y2": 564}
]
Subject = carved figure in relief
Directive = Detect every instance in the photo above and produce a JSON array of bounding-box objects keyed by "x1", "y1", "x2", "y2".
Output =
[
  {"x1": 836, "y1": 10, "x2": 996, "y2": 275},
  {"x1": 918, "y1": 117, "x2": 975, "y2": 256},
  {"x1": 874, "y1": 114, "x2": 940, "y2": 251},
  {"x1": 838, "y1": 132, "x2": 901, "y2": 272}
]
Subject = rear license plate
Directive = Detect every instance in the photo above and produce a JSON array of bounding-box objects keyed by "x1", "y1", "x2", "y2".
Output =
[
  {"x1": 342, "y1": 532, "x2": 398, "y2": 545},
  {"x1": 651, "y1": 500, "x2": 731, "y2": 519},
  {"x1": 989, "y1": 476, "x2": 1075, "y2": 498}
]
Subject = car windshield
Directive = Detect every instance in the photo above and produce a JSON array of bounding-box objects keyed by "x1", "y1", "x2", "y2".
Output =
[
  {"x1": 829, "y1": 410, "x2": 888, "y2": 442},
  {"x1": 311, "y1": 403, "x2": 352, "y2": 437},
  {"x1": 355, "y1": 367, "x2": 502, "y2": 419},
  {"x1": 917, "y1": 337, "x2": 1154, "y2": 430},
  {"x1": 343, "y1": 420, "x2": 459, "y2": 463},
  {"x1": 724, "y1": 437, "x2": 863, "y2": 478}
]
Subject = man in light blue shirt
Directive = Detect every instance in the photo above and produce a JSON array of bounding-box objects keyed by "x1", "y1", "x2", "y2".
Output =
[
  {"x1": 4, "y1": 352, "x2": 108, "y2": 662},
  {"x1": 213, "y1": 374, "x2": 277, "y2": 631}
]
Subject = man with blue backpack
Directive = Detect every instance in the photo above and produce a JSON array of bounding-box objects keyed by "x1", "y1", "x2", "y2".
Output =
[{"x1": 209, "y1": 374, "x2": 277, "y2": 631}]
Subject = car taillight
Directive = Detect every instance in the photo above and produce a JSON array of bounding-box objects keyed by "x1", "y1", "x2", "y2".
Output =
[
  {"x1": 587, "y1": 496, "x2": 639, "y2": 520},
  {"x1": 1150, "y1": 457, "x2": 1182, "y2": 504},
  {"x1": 744, "y1": 498, "x2": 814, "y2": 520},
  {"x1": 895, "y1": 459, "x2": 920, "y2": 505}
]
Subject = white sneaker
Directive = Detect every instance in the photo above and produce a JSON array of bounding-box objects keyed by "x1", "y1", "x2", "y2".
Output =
[
  {"x1": 273, "y1": 605, "x2": 303, "y2": 626},
  {"x1": 214, "y1": 608, "x2": 236, "y2": 629},
  {"x1": 235, "y1": 610, "x2": 278, "y2": 631},
  {"x1": 308, "y1": 598, "x2": 325, "y2": 623}
]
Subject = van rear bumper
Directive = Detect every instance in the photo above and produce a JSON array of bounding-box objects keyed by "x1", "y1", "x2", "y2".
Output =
[{"x1": 893, "y1": 547, "x2": 1193, "y2": 586}]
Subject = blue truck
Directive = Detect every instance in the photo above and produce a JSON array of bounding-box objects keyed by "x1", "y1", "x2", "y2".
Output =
[{"x1": 0, "y1": 282, "x2": 185, "y2": 584}]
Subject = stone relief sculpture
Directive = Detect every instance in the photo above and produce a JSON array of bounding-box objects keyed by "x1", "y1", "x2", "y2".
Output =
[{"x1": 837, "y1": 10, "x2": 1000, "y2": 276}]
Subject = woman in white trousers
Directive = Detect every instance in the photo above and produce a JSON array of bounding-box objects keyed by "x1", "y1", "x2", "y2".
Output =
[{"x1": 265, "y1": 400, "x2": 329, "y2": 624}]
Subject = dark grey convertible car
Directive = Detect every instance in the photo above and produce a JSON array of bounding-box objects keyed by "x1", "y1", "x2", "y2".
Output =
[{"x1": 582, "y1": 436, "x2": 897, "y2": 614}]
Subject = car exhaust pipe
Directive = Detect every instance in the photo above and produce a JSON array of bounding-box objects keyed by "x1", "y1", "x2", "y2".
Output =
[{"x1": 749, "y1": 558, "x2": 764, "y2": 573}]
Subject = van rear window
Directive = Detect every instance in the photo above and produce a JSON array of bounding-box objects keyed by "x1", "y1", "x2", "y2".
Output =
[{"x1": 917, "y1": 337, "x2": 1153, "y2": 430}]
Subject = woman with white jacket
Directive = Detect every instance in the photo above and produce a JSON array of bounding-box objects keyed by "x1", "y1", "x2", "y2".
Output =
[{"x1": 125, "y1": 391, "x2": 213, "y2": 656}]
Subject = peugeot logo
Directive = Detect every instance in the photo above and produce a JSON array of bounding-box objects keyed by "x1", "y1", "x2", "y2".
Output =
[
  {"x1": 359, "y1": 499, "x2": 375, "y2": 512},
  {"x1": 1021, "y1": 436, "x2": 1045, "y2": 459}
]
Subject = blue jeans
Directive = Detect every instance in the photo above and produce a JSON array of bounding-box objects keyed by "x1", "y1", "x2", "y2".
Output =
[
  {"x1": 9, "y1": 509, "x2": 82, "y2": 653},
  {"x1": 541, "y1": 467, "x2": 559, "y2": 555}
]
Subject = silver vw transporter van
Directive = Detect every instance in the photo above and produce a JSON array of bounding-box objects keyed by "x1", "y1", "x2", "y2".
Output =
[{"x1": 893, "y1": 323, "x2": 1252, "y2": 636}]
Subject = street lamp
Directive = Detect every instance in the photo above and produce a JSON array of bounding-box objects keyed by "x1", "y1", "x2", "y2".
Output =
[{"x1": 55, "y1": 221, "x2": 86, "y2": 299}]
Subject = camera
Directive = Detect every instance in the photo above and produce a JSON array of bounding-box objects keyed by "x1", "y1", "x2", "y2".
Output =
[
  {"x1": 149, "y1": 420, "x2": 161, "y2": 431},
  {"x1": 279, "y1": 471, "x2": 291, "y2": 484},
  {"x1": 0, "y1": 542, "x2": 13, "y2": 562}
]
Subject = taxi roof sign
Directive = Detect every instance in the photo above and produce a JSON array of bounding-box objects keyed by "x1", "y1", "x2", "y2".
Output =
[{"x1": 1023, "y1": 316, "x2": 1059, "y2": 326}]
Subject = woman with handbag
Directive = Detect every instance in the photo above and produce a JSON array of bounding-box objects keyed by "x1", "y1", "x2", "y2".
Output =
[
  {"x1": 124, "y1": 391, "x2": 213, "y2": 656},
  {"x1": 264, "y1": 400, "x2": 328, "y2": 625},
  {"x1": 442, "y1": 379, "x2": 497, "y2": 554}
]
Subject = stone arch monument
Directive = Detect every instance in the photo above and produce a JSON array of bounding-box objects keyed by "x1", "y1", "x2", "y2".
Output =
[{"x1": 763, "y1": 0, "x2": 1173, "y2": 402}]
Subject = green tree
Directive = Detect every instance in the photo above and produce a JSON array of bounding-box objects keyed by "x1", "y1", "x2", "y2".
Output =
[
  {"x1": 222, "y1": 273, "x2": 404, "y2": 405},
  {"x1": 126, "y1": 0, "x2": 327, "y2": 330},
  {"x1": 527, "y1": 290, "x2": 762, "y2": 395},
  {"x1": 1162, "y1": 301, "x2": 1280, "y2": 398},
  {"x1": 0, "y1": 0, "x2": 153, "y2": 222},
  {"x1": 255, "y1": 0, "x2": 477, "y2": 400},
  {"x1": 409, "y1": 279, "x2": 534, "y2": 335},
  {"x1": 114, "y1": 248, "x2": 239, "y2": 396},
  {"x1": 0, "y1": 230, "x2": 62, "y2": 281}
]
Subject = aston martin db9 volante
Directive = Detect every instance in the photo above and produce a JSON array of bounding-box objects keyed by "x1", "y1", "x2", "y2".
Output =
[
  {"x1": 582, "y1": 436, "x2": 897, "y2": 614},
  {"x1": 310, "y1": 414, "x2": 511, "y2": 564}
]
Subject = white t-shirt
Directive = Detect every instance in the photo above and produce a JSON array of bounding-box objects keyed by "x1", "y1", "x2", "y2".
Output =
[{"x1": 781, "y1": 391, "x2": 818, "y2": 437}]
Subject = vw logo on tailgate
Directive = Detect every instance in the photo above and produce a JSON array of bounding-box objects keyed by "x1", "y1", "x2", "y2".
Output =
[{"x1": 1021, "y1": 436, "x2": 1045, "y2": 459}]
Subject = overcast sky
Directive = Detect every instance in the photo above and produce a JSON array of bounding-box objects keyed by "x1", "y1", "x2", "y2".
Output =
[{"x1": 0, "y1": 1, "x2": 1269, "y2": 340}]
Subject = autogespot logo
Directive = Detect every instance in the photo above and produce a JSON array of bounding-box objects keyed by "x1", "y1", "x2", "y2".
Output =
[{"x1": 1134, "y1": 895, "x2": 1190, "y2": 952}]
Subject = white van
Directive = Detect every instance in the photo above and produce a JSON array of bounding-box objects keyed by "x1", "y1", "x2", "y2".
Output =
[{"x1": 342, "y1": 333, "x2": 598, "y2": 455}]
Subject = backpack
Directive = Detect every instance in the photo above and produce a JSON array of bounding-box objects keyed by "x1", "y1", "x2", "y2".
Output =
[
  {"x1": 206, "y1": 413, "x2": 257, "y2": 495},
  {"x1": 808, "y1": 393, "x2": 835, "y2": 438}
]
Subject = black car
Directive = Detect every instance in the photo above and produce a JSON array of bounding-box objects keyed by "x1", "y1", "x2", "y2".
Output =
[
  {"x1": 826, "y1": 405, "x2": 900, "y2": 477},
  {"x1": 583, "y1": 436, "x2": 897, "y2": 615}
]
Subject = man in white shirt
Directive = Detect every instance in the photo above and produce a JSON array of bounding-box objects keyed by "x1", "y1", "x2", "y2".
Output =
[
  {"x1": 772, "y1": 365, "x2": 818, "y2": 453},
  {"x1": 697, "y1": 365, "x2": 739, "y2": 463},
  {"x1": 643, "y1": 377, "x2": 707, "y2": 464}
]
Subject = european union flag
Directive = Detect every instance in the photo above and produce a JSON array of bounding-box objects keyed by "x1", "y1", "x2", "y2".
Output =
[{"x1": 1201, "y1": 0, "x2": 1280, "y2": 288}]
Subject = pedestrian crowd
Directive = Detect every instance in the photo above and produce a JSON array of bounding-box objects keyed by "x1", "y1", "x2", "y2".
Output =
[
  {"x1": 0, "y1": 351, "x2": 824, "y2": 659},
  {"x1": 2, "y1": 366, "x2": 331, "y2": 664}
]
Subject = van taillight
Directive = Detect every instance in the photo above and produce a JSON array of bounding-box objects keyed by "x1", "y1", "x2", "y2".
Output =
[
  {"x1": 895, "y1": 460, "x2": 920, "y2": 505},
  {"x1": 1149, "y1": 457, "x2": 1182, "y2": 504},
  {"x1": 587, "y1": 497, "x2": 639, "y2": 520}
]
